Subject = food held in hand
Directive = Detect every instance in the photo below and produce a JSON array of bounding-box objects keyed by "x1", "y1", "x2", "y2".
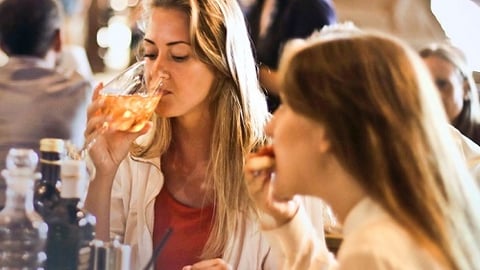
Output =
[{"x1": 256, "y1": 145, "x2": 275, "y2": 157}]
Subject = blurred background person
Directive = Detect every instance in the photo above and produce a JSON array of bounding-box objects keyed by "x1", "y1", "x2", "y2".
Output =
[
  {"x1": 420, "y1": 43, "x2": 480, "y2": 145},
  {"x1": 0, "y1": 0, "x2": 92, "y2": 206},
  {"x1": 56, "y1": 0, "x2": 94, "y2": 82},
  {"x1": 241, "y1": 0, "x2": 337, "y2": 112},
  {"x1": 245, "y1": 26, "x2": 480, "y2": 269}
]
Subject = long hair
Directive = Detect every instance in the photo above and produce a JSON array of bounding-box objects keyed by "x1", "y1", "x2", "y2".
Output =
[
  {"x1": 279, "y1": 28, "x2": 480, "y2": 269},
  {"x1": 132, "y1": 0, "x2": 269, "y2": 259},
  {"x1": 420, "y1": 43, "x2": 480, "y2": 140}
]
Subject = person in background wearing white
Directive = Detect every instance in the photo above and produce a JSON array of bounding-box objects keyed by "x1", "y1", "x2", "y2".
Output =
[
  {"x1": 245, "y1": 25, "x2": 480, "y2": 270},
  {"x1": 420, "y1": 43, "x2": 480, "y2": 145}
]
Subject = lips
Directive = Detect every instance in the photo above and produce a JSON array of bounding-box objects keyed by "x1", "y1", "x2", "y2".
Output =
[{"x1": 157, "y1": 89, "x2": 172, "y2": 96}]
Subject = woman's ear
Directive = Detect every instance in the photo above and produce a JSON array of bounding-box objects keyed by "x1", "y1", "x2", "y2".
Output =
[{"x1": 316, "y1": 126, "x2": 331, "y2": 154}]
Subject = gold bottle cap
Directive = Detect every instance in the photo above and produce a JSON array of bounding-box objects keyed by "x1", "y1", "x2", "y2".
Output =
[{"x1": 39, "y1": 138, "x2": 65, "y2": 152}]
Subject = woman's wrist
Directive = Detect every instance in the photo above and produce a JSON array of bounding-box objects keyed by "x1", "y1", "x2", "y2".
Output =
[{"x1": 260, "y1": 199, "x2": 300, "y2": 230}]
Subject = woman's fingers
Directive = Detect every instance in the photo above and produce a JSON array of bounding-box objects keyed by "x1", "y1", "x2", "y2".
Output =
[
  {"x1": 84, "y1": 112, "x2": 109, "y2": 139},
  {"x1": 245, "y1": 155, "x2": 274, "y2": 185},
  {"x1": 86, "y1": 93, "x2": 105, "y2": 118},
  {"x1": 91, "y1": 82, "x2": 104, "y2": 100},
  {"x1": 245, "y1": 156, "x2": 274, "y2": 175},
  {"x1": 85, "y1": 94, "x2": 109, "y2": 139},
  {"x1": 245, "y1": 153, "x2": 299, "y2": 229},
  {"x1": 245, "y1": 155, "x2": 275, "y2": 211}
]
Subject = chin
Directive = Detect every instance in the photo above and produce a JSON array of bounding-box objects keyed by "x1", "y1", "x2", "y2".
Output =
[{"x1": 154, "y1": 108, "x2": 178, "y2": 118}]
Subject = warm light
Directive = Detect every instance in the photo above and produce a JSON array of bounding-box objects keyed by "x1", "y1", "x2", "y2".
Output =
[
  {"x1": 107, "y1": 16, "x2": 132, "y2": 50},
  {"x1": 96, "y1": 27, "x2": 109, "y2": 48},
  {"x1": 432, "y1": 0, "x2": 480, "y2": 71},
  {"x1": 95, "y1": 15, "x2": 133, "y2": 70},
  {"x1": 110, "y1": 0, "x2": 128, "y2": 12},
  {"x1": 104, "y1": 47, "x2": 131, "y2": 70}
]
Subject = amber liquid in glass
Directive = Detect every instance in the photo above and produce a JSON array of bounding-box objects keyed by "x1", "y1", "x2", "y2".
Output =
[{"x1": 100, "y1": 94, "x2": 161, "y2": 132}]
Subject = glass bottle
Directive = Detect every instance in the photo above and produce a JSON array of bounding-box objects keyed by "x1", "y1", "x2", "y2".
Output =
[
  {"x1": 0, "y1": 148, "x2": 48, "y2": 268},
  {"x1": 34, "y1": 138, "x2": 64, "y2": 219},
  {"x1": 45, "y1": 159, "x2": 96, "y2": 270}
]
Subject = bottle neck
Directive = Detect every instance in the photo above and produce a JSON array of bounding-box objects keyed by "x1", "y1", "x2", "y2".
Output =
[{"x1": 39, "y1": 151, "x2": 61, "y2": 185}]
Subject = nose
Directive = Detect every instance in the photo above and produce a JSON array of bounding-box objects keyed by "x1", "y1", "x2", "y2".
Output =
[
  {"x1": 157, "y1": 70, "x2": 170, "y2": 81},
  {"x1": 149, "y1": 57, "x2": 170, "y2": 82},
  {"x1": 156, "y1": 70, "x2": 170, "y2": 88},
  {"x1": 146, "y1": 63, "x2": 170, "y2": 90}
]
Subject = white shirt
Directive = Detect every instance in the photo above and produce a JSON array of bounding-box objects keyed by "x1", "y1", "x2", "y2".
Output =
[
  {"x1": 450, "y1": 126, "x2": 480, "y2": 185},
  {"x1": 265, "y1": 198, "x2": 445, "y2": 270},
  {"x1": 110, "y1": 154, "x2": 279, "y2": 269}
]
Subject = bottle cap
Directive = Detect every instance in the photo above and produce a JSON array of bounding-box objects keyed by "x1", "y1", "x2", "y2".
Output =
[
  {"x1": 60, "y1": 160, "x2": 87, "y2": 198},
  {"x1": 60, "y1": 160, "x2": 86, "y2": 180},
  {"x1": 40, "y1": 138, "x2": 65, "y2": 152}
]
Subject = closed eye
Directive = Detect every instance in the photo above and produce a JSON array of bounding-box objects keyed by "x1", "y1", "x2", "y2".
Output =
[
  {"x1": 136, "y1": 43, "x2": 157, "y2": 60},
  {"x1": 143, "y1": 53, "x2": 157, "y2": 60},
  {"x1": 172, "y1": 55, "x2": 189, "y2": 62}
]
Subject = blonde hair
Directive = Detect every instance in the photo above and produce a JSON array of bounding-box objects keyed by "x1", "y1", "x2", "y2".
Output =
[
  {"x1": 279, "y1": 27, "x2": 480, "y2": 269},
  {"x1": 133, "y1": 0, "x2": 269, "y2": 259},
  {"x1": 420, "y1": 43, "x2": 480, "y2": 138}
]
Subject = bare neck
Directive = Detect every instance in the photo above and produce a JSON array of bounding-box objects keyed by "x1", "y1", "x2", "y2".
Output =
[
  {"x1": 169, "y1": 113, "x2": 213, "y2": 162},
  {"x1": 162, "y1": 114, "x2": 214, "y2": 207},
  {"x1": 313, "y1": 157, "x2": 367, "y2": 224}
]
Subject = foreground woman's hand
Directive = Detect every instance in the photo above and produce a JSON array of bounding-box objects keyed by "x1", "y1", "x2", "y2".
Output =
[
  {"x1": 84, "y1": 83, "x2": 152, "y2": 241},
  {"x1": 182, "y1": 258, "x2": 231, "y2": 270},
  {"x1": 85, "y1": 83, "x2": 151, "y2": 178},
  {"x1": 244, "y1": 146, "x2": 299, "y2": 230}
]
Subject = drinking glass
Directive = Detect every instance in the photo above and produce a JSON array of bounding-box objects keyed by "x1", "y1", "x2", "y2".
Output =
[
  {"x1": 98, "y1": 60, "x2": 163, "y2": 133},
  {"x1": 69, "y1": 60, "x2": 164, "y2": 159}
]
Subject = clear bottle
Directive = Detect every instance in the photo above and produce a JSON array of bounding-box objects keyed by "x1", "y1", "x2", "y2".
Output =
[
  {"x1": 34, "y1": 138, "x2": 64, "y2": 219},
  {"x1": 45, "y1": 159, "x2": 96, "y2": 270},
  {"x1": 0, "y1": 148, "x2": 48, "y2": 268}
]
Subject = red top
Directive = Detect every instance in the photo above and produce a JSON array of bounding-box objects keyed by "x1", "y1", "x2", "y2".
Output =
[{"x1": 153, "y1": 187, "x2": 214, "y2": 270}]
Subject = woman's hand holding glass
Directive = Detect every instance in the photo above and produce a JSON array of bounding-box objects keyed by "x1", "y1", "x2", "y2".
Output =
[{"x1": 81, "y1": 61, "x2": 165, "y2": 175}]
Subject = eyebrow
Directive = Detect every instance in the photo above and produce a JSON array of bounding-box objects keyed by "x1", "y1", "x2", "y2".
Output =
[{"x1": 143, "y1": 38, "x2": 191, "y2": 46}]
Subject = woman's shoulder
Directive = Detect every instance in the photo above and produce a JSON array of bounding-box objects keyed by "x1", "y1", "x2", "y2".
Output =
[
  {"x1": 114, "y1": 154, "x2": 161, "y2": 184},
  {"x1": 339, "y1": 210, "x2": 443, "y2": 269}
]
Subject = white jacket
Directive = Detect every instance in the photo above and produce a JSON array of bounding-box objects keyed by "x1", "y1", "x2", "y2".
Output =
[{"x1": 109, "y1": 154, "x2": 285, "y2": 269}]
